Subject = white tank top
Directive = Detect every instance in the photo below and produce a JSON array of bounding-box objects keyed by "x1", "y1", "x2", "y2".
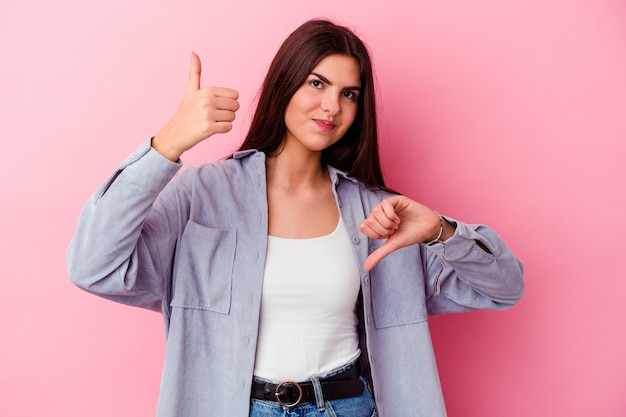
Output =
[{"x1": 253, "y1": 217, "x2": 361, "y2": 382}]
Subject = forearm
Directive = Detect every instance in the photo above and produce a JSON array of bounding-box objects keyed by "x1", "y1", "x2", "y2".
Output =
[
  {"x1": 425, "y1": 218, "x2": 524, "y2": 312},
  {"x1": 67, "y1": 140, "x2": 181, "y2": 304}
]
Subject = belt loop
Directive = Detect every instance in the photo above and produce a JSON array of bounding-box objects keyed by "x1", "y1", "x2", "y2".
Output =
[{"x1": 310, "y1": 377, "x2": 325, "y2": 411}]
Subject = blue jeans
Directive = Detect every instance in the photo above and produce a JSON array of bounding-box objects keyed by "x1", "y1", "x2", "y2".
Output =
[{"x1": 249, "y1": 362, "x2": 377, "y2": 417}]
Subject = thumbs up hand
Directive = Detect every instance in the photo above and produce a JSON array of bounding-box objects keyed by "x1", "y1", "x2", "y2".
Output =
[{"x1": 153, "y1": 52, "x2": 240, "y2": 161}]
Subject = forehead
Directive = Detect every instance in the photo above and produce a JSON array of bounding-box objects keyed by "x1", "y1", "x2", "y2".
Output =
[{"x1": 311, "y1": 54, "x2": 361, "y2": 87}]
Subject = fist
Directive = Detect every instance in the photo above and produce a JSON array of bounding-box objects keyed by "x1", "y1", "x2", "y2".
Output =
[{"x1": 360, "y1": 196, "x2": 443, "y2": 271}]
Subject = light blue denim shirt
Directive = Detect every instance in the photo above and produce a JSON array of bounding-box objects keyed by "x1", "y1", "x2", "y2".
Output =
[{"x1": 67, "y1": 138, "x2": 524, "y2": 417}]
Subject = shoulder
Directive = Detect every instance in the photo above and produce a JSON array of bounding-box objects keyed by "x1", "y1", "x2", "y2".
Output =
[
  {"x1": 164, "y1": 151, "x2": 265, "y2": 202},
  {"x1": 179, "y1": 150, "x2": 265, "y2": 181}
]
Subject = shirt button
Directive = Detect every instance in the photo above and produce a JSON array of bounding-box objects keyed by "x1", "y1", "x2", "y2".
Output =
[
  {"x1": 352, "y1": 237, "x2": 360, "y2": 244},
  {"x1": 364, "y1": 276, "x2": 370, "y2": 285}
]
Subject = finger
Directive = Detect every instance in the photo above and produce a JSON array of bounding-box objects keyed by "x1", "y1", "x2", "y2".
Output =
[
  {"x1": 186, "y1": 51, "x2": 202, "y2": 94},
  {"x1": 364, "y1": 241, "x2": 399, "y2": 271},
  {"x1": 371, "y1": 200, "x2": 400, "y2": 227},
  {"x1": 369, "y1": 209, "x2": 399, "y2": 232},
  {"x1": 196, "y1": 91, "x2": 240, "y2": 113},
  {"x1": 379, "y1": 198, "x2": 402, "y2": 225},
  {"x1": 359, "y1": 221, "x2": 394, "y2": 240},
  {"x1": 211, "y1": 109, "x2": 237, "y2": 123},
  {"x1": 208, "y1": 95, "x2": 240, "y2": 112},
  {"x1": 205, "y1": 87, "x2": 239, "y2": 100},
  {"x1": 211, "y1": 121, "x2": 234, "y2": 134},
  {"x1": 359, "y1": 223, "x2": 381, "y2": 240},
  {"x1": 361, "y1": 207, "x2": 399, "y2": 237}
]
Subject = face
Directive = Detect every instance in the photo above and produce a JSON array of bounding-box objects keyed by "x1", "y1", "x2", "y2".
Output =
[{"x1": 282, "y1": 54, "x2": 361, "y2": 155}]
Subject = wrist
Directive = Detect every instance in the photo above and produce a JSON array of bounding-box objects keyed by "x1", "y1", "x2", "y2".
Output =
[
  {"x1": 151, "y1": 133, "x2": 185, "y2": 162},
  {"x1": 422, "y1": 211, "x2": 444, "y2": 246},
  {"x1": 422, "y1": 211, "x2": 455, "y2": 245}
]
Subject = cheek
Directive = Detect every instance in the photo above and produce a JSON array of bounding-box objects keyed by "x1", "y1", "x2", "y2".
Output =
[
  {"x1": 300, "y1": 94, "x2": 320, "y2": 112},
  {"x1": 284, "y1": 100, "x2": 304, "y2": 127},
  {"x1": 343, "y1": 104, "x2": 359, "y2": 126},
  {"x1": 286, "y1": 94, "x2": 316, "y2": 120}
]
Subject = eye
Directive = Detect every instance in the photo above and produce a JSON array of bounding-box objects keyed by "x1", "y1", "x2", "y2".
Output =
[
  {"x1": 342, "y1": 90, "x2": 359, "y2": 101},
  {"x1": 309, "y1": 79, "x2": 324, "y2": 89}
]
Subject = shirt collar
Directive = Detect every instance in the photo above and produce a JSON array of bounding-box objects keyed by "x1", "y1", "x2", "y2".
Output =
[
  {"x1": 232, "y1": 149, "x2": 357, "y2": 184},
  {"x1": 327, "y1": 165, "x2": 357, "y2": 184},
  {"x1": 232, "y1": 149, "x2": 263, "y2": 160}
]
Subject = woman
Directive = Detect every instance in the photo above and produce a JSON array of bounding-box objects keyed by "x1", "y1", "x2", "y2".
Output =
[{"x1": 67, "y1": 19, "x2": 524, "y2": 417}]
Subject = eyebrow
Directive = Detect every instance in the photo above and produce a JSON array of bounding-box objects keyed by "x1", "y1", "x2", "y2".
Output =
[{"x1": 310, "y1": 72, "x2": 362, "y2": 91}]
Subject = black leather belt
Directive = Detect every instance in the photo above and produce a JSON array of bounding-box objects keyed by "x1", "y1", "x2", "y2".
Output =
[{"x1": 251, "y1": 364, "x2": 364, "y2": 407}]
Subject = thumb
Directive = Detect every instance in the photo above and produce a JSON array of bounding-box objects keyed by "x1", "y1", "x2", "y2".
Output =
[
  {"x1": 186, "y1": 51, "x2": 201, "y2": 94},
  {"x1": 364, "y1": 240, "x2": 398, "y2": 271}
]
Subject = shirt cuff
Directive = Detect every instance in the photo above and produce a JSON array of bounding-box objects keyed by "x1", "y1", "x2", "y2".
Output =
[{"x1": 113, "y1": 138, "x2": 182, "y2": 193}]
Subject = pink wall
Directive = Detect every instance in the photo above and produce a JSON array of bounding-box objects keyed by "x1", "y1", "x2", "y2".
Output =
[{"x1": 2, "y1": 0, "x2": 625, "y2": 416}]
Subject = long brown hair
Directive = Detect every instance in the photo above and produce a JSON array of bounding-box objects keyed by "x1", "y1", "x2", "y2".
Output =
[{"x1": 236, "y1": 19, "x2": 388, "y2": 189}]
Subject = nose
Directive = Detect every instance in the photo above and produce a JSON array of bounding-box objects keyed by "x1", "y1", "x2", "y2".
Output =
[{"x1": 320, "y1": 92, "x2": 340, "y2": 117}]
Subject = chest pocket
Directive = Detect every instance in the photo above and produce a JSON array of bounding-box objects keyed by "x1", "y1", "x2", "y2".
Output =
[
  {"x1": 170, "y1": 221, "x2": 236, "y2": 315},
  {"x1": 368, "y1": 242, "x2": 428, "y2": 329}
]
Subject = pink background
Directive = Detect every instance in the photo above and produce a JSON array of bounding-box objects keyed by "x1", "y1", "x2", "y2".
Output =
[{"x1": 1, "y1": 0, "x2": 625, "y2": 416}]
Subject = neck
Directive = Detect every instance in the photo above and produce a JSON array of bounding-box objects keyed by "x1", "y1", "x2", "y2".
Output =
[{"x1": 266, "y1": 148, "x2": 327, "y2": 190}]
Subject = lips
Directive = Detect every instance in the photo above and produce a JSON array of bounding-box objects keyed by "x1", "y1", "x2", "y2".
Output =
[{"x1": 314, "y1": 119, "x2": 336, "y2": 132}]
